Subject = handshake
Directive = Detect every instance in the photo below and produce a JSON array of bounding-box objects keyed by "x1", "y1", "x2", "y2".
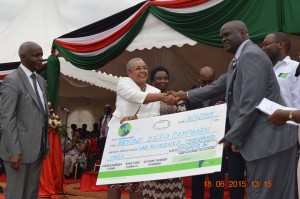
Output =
[{"x1": 162, "y1": 91, "x2": 188, "y2": 106}]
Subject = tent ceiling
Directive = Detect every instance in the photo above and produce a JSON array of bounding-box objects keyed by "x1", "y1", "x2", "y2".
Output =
[
  {"x1": 0, "y1": 0, "x2": 69, "y2": 63},
  {"x1": 126, "y1": 13, "x2": 197, "y2": 51},
  {"x1": 59, "y1": 76, "x2": 116, "y2": 100}
]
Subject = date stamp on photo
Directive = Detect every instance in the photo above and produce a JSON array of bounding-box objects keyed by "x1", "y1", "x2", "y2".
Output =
[{"x1": 204, "y1": 180, "x2": 272, "y2": 188}]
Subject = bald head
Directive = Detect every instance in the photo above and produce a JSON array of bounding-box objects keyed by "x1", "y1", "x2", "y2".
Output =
[
  {"x1": 104, "y1": 104, "x2": 112, "y2": 115},
  {"x1": 18, "y1": 41, "x2": 43, "y2": 72},
  {"x1": 220, "y1": 20, "x2": 249, "y2": 54},
  {"x1": 199, "y1": 66, "x2": 215, "y2": 87},
  {"x1": 18, "y1": 42, "x2": 42, "y2": 57},
  {"x1": 223, "y1": 21, "x2": 249, "y2": 35}
]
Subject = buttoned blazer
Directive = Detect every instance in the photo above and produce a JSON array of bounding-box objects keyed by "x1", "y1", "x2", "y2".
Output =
[
  {"x1": 188, "y1": 41, "x2": 297, "y2": 161},
  {"x1": 0, "y1": 67, "x2": 49, "y2": 163},
  {"x1": 108, "y1": 77, "x2": 160, "y2": 126}
]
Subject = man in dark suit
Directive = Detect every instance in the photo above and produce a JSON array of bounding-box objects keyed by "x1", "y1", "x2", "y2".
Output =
[
  {"x1": 0, "y1": 41, "x2": 49, "y2": 199},
  {"x1": 171, "y1": 20, "x2": 297, "y2": 198},
  {"x1": 189, "y1": 66, "x2": 226, "y2": 199},
  {"x1": 98, "y1": 104, "x2": 112, "y2": 162}
]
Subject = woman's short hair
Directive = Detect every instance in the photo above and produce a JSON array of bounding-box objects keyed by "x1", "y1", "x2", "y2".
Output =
[
  {"x1": 150, "y1": 66, "x2": 170, "y2": 81},
  {"x1": 126, "y1": 58, "x2": 144, "y2": 71}
]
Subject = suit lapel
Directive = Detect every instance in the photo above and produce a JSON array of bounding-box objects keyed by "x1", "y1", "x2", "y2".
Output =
[
  {"x1": 17, "y1": 67, "x2": 45, "y2": 114},
  {"x1": 226, "y1": 59, "x2": 235, "y2": 103},
  {"x1": 226, "y1": 41, "x2": 253, "y2": 105}
]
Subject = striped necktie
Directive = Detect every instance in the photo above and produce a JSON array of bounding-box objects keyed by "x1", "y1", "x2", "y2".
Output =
[{"x1": 31, "y1": 73, "x2": 45, "y2": 115}]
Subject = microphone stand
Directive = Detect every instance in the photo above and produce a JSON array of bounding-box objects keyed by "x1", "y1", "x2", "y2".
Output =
[{"x1": 59, "y1": 111, "x2": 69, "y2": 197}]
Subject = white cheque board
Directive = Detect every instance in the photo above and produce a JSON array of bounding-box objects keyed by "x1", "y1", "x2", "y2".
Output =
[{"x1": 97, "y1": 104, "x2": 227, "y2": 185}]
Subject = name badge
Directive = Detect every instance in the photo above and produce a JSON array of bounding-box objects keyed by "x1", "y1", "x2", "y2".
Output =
[{"x1": 278, "y1": 73, "x2": 288, "y2": 78}]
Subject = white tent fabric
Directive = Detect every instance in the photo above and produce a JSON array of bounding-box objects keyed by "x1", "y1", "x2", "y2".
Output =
[
  {"x1": 0, "y1": 0, "x2": 117, "y2": 133},
  {"x1": 59, "y1": 58, "x2": 119, "y2": 92},
  {"x1": 0, "y1": 0, "x2": 69, "y2": 63},
  {"x1": 126, "y1": 13, "x2": 197, "y2": 51}
]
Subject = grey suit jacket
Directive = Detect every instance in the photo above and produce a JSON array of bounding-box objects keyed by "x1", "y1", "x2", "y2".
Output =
[
  {"x1": 188, "y1": 41, "x2": 298, "y2": 161},
  {"x1": 0, "y1": 67, "x2": 49, "y2": 163}
]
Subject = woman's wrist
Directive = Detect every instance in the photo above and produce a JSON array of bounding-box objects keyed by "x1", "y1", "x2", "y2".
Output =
[
  {"x1": 288, "y1": 110, "x2": 294, "y2": 121},
  {"x1": 129, "y1": 115, "x2": 137, "y2": 120},
  {"x1": 161, "y1": 93, "x2": 167, "y2": 102}
]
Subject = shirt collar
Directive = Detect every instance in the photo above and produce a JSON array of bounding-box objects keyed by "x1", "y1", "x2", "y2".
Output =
[
  {"x1": 20, "y1": 64, "x2": 36, "y2": 78},
  {"x1": 274, "y1": 56, "x2": 291, "y2": 69},
  {"x1": 277, "y1": 55, "x2": 290, "y2": 65},
  {"x1": 234, "y1": 39, "x2": 250, "y2": 60}
]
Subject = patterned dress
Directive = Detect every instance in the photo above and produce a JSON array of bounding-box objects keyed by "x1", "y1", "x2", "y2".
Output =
[
  {"x1": 142, "y1": 101, "x2": 186, "y2": 199},
  {"x1": 64, "y1": 139, "x2": 87, "y2": 176},
  {"x1": 66, "y1": 139, "x2": 87, "y2": 169}
]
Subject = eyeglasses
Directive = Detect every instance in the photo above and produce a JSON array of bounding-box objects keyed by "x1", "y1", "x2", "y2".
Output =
[
  {"x1": 262, "y1": 42, "x2": 279, "y2": 47},
  {"x1": 130, "y1": 66, "x2": 148, "y2": 72}
]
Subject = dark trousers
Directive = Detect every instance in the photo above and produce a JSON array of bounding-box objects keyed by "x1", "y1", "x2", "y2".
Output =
[
  {"x1": 227, "y1": 150, "x2": 245, "y2": 199},
  {"x1": 192, "y1": 155, "x2": 226, "y2": 199},
  {"x1": 99, "y1": 137, "x2": 107, "y2": 162}
]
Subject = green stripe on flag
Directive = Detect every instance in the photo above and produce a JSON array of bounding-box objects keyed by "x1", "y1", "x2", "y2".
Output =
[{"x1": 98, "y1": 157, "x2": 222, "y2": 179}]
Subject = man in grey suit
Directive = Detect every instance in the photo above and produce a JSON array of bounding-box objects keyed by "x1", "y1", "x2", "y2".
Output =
[
  {"x1": 0, "y1": 41, "x2": 49, "y2": 199},
  {"x1": 171, "y1": 21, "x2": 298, "y2": 198}
]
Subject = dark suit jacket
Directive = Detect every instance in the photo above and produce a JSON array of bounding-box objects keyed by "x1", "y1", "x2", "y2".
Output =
[
  {"x1": 188, "y1": 41, "x2": 297, "y2": 161},
  {"x1": 98, "y1": 114, "x2": 112, "y2": 139}
]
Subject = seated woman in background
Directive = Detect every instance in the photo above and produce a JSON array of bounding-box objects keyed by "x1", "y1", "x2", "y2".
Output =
[{"x1": 64, "y1": 130, "x2": 87, "y2": 178}]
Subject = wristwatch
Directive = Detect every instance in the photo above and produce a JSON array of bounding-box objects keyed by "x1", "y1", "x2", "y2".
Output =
[{"x1": 289, "y1": 110, "x2": 294, "y2": 120}]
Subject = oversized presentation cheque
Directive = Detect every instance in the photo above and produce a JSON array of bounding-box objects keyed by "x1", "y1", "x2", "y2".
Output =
[{"x1": 97, "y1": 103, "x2": 227, "y2": 185}]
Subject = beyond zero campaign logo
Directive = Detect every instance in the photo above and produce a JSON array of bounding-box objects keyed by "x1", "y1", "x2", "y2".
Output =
[{"x1": 118, "y1": 123, "x2": 132, "y2": 137}]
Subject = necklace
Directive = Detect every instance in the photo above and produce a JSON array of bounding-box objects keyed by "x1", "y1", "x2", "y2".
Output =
[{"x1": 140, "y1": 85, "x2": 146, "y2": 92}]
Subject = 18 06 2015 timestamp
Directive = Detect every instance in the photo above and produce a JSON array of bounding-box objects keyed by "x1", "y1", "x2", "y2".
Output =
[
  {"x1": 204, "y1": 180, "x2": 272, "y2": 188},
  {"x1": 204, "y1": 180, "x2": 247, "y2": 188}
]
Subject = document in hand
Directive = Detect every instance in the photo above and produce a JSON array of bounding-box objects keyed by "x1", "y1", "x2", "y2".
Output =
[{"x1": 256, "y1": 98, "x2": 298, "y2": 126}]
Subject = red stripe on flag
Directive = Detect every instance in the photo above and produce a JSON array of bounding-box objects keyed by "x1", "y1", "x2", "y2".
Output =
[
  {"x1": 0, "y1": 74, "x2": 9, "y2": 80},
  {"x1": 55, "y1": 3, "x2": 149, "y2": 53},
  {"x1": 149, "y1": 0, "x2": 209, "y2": 8}
]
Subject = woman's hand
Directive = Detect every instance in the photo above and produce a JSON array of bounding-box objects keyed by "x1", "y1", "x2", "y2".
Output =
[{"x1": 120, "y1": 115, "x2": 137, "y2": 124}]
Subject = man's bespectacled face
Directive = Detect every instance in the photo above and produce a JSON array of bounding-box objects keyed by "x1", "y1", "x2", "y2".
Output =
[{"x1": 262, "y1": 34, "x2": 280, "y2": 63}]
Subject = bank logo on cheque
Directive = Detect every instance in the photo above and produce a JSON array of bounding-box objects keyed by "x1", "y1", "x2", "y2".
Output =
[{"x1": 118, "y1": 123, "x2": 132, "y2": 137}]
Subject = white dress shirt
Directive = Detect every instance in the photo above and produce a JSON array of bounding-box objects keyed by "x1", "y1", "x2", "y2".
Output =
[
  {"x1": 20, "y1": 64, "x2": 46, "y2": 111},
  {"x1": 100, "y1": 114, "x2": 112, "y2": 138},
  {"x1": 273, "y1": 56, "x2": 300, "y2": 109}
]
